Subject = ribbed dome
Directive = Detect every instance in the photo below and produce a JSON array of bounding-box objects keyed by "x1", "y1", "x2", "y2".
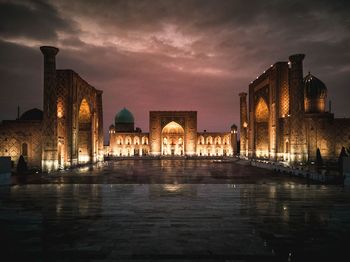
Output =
[
  {"x1": 20, "y1": 108, "x2": 43, "y2": 121},
  {"x1": 115, "y1": 108, "x2": 134, "y2": 124},
  {"x1": 304, "y1": 72, "x2": 327, "y2": 99}
]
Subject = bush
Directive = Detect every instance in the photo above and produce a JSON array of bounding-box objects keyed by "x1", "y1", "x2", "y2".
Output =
[
  {"x1": 17, "y1": 155, "x2": 28, "y2": 173},
  {"x1": 338, "y1": 147, "x2": 348, "y2": 174}
]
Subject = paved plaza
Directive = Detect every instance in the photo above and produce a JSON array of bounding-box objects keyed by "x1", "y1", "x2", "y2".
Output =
[{"x1": 1, "y1": 160, "x2": 350, "y2": 261}]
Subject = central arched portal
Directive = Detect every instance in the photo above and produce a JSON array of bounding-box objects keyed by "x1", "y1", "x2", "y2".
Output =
[
  {"x1": 161, "y1": 121, "x2": 184, "y2": 156},
  {"x1": 255, "y1": 97, "x2": 269, "y2": 158},
  {"x1": 78, "y1": 98, "x2": 92, "y2": 163}
]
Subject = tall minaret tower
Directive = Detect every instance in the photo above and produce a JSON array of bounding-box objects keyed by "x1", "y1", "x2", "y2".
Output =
[
  {"x1": 40, "y1": 46, "x2": 59, "y2": 172},
  {"x1": 239, "y1": 92, "x2": 248, "y2": 157},
  {"x1": 288, "y1": 54, "x2": 308, "y2": 163},
  {"x1": 230, "y1": 124, "x2": 238, "y2": 155}
]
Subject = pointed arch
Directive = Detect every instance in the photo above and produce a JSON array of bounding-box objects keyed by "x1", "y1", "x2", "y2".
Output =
[
  {"x1": 78, "y1": 98, "x2": 92, "y2": 163},
  {"x1": 161, "y1": 121, "x2": 184, "y2": 156},
  {"x1": 255, "y1": 97, "x2": 269, "y2": 122},
  {"x1": 255, "y1": 97, "x2": 269, "y2": 158},
  {"x1": 198, "y1": 135, "x2": 205, "y2": 145}
]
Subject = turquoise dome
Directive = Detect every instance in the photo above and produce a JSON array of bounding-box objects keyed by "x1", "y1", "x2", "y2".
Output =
[{"x1": 115, "y1": 108, "x2": 134, "y2": 124}]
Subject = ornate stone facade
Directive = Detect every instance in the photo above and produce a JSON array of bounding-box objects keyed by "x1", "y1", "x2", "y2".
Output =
[
  {"x1": 108, "y1": 110, "x2": 237, "y2": 157},
  {"x1": 0, "y1": 118, "x2": 42, "y2": 168},
  {"x1": 0, "y1": 46, "x2": 104, "y2": 171},
  {"x1": 240, "y1": 54, "x2": 350, "y2": 163}
]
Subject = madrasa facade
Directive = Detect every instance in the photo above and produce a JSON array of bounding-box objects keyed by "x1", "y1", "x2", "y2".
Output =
[
  {"x1": 0, "y1": 46, "x2": 104, "y2": 172},
  {"x1": 107, "y1": 109, "x2": 238, "y2": 157},
  {"x1": 239, "y1": 54, "x2": 350, "y2": 163}
]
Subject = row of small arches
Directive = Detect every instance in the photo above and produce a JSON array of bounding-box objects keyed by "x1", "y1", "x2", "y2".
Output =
[
  {"x1": 115, "y1": 136, "x2": 149, "y2": 145},
  {"x1": 198, "y1": 136, "x2": 230, "y2": 145}
]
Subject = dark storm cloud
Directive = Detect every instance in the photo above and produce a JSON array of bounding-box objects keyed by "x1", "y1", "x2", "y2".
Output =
[
  {"x1": 0, "y1": 0, "x2": 76, "y2": 41},
  {"x1": 0, "y1": 0, "x2": 350, "y2": 140},
  {"x1": 0, "y1": 39, "x2": 42, "y2": 120}
]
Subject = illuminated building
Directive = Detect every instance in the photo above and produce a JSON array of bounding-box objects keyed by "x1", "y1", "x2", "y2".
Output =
[
  {"x1": 108, "y1": 110, "x2": 238, "y2": 157},
  {"x1": 0, "y1": 46, "x2": 104, "y2": 171},
  {"x1": 240, "y1": 54, "x2": 350, "y2": 163}
]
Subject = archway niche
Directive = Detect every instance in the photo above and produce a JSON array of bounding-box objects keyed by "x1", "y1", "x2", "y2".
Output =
[
  {"x1": 255, "y1": 97, "x2": 269, "y2": 158},
  {"x1": 161, "y1": 121, "x2": 184, "y2": 156},
  {"x1": 78, "y1": 98, "x2": 92, "y2": 163}
]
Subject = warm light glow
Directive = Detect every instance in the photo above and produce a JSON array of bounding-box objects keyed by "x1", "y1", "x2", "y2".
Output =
[
  {"x1": 79, "y1": 99, "x2": 91, "y2": 123},
  {"x1": 78, "y1": 98, "x2": 92, "y2": 164},
  {"x1": 161, "y1": 121, "x2": 184, "y2": 156},
  {"x1": 163, "y1": 184, "x2": 183, "y2": 192},
  {"x1": 78, "y1": 155, "x2": 91, "y2": 163},
  {"x1": 255, "y1": 98, "x2": 269, "y2": 122},
  {"x1": 57, "y1": 98, "x2": 64, "y2": 118},
  {"x1": 42, "y1": 160, "x2": 59, "y2": 172}
]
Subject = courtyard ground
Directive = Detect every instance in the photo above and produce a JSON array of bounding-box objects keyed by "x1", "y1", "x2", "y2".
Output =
[{"x1": 1, "y1": 159, "x2": 350, "y2": 261}]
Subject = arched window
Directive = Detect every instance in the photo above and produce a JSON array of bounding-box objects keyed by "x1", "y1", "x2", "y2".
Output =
[
  {"x1": 142, "y1": 136, "x2": 148, "y2": 145},
  {"x1": 22, "y1": 143, "x2": 28, "y2": 156},
  {"x1": 223, "y1": 136, "x2": 230, "y2": 145},
  {"x1": 206, "y1": 136, "x2": 213, "y2": 145},
  {"x1": 125, "y1": 136, "x2": 132, "y2": 145},
  {"x1": 198, "y1": 136, "x2": 205, "y2": 145},
  {"x1": 214, "y1": 136, "x2": 221, "y2": 145}
]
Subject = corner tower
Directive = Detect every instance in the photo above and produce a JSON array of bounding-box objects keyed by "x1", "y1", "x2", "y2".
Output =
[
  {"x1": 239, "y1": 92, "x2": 248, "y2": 157},
  {"x1": 231, "y1": 124, "x2": 238, "y2": 155},
  {"x1": 40, "y1": 46, "x2": 59, "y2": 172},
  {"x1": 289, "y1": 54, "x2": 308, "y2": 162}
]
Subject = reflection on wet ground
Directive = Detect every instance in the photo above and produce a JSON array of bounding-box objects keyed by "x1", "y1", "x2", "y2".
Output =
[
  {"x1": 1, "y1": 160, "x2": 350, "y2": 261},
  {"x1": 12, "y1": 159, "x2": 312, "y2": 185}
]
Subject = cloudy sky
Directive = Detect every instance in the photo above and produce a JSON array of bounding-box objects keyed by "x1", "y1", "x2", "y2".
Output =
[{"x1": 0, "y1": 0, "x2": 349, "y2": 140}]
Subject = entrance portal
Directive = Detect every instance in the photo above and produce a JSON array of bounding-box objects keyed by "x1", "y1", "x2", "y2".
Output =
[
  {"x1": 78, "y1": 99, "x2": 92, "y2": 163},
  {"x1": 161, "y1": 121, "x2": 184, "y2": 156},
  {"x1": 255, "y1": 97, "x2": 269, "y2": 158}
]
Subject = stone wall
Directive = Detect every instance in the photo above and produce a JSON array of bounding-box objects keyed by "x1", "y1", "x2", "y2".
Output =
[{"x1": 0, "y1": 120, "x2": 42, "y2": 168}]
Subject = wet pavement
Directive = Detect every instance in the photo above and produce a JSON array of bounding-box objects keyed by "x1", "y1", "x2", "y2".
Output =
[
  {"x1": 12, "y1": 159, "x2": 309, "y2": 185},
  {"x1": 1, "y1": 160, "x2": 350, "y2": 261}
]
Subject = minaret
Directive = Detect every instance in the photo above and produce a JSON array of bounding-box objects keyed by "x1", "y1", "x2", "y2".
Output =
[
  {"x1": 40, "y1": 46, "x2": 59, "y2": 172},
  {"x1": 96, "y1": 90, "x2": 104, "y2": 161},
  {"x1": 230, "y1": 124, "x2": 238, "y2": 155},
  {"x1": 239, "y1": 92, "x2": 248, "y2": 157},
  {"x1": 289, "y1": 54, "x2": 307, "y2": 163}
]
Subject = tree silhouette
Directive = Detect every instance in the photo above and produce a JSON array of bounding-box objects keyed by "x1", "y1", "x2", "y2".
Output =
[
  {"x1": 17, "y1": 155, "x2": 27, "y2": 173},
  {"x1": 316, "y1": 148, "x2": 323, "y2": 166},
  {"x1": 338, "y1": 147, "x2": 348, "y2": 174}
]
